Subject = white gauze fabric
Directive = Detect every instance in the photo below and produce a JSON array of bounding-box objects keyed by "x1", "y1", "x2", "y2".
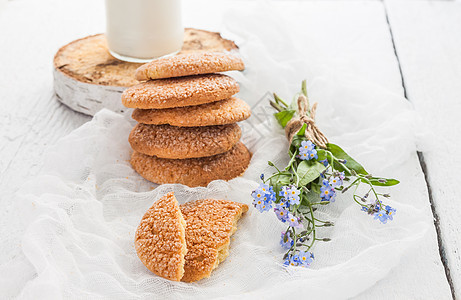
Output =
[{"x1": 8, "y1": 4, "x2": 430, "y2": 300}]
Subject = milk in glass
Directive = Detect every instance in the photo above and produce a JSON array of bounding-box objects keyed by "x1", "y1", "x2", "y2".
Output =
[{"x1": 105, "y1": 0, "x2": 183, "y2": 62}]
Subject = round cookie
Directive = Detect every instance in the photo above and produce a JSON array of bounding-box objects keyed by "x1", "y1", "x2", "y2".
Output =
[
  {"x1": 180, "y1": 199, "x2": 248, "y2": 282},
  {"x1": 130, "y1": 142, "x2": 251, "y2": 187},
  {"x1": 129, "y1": 123, "x2": 241, "y2": 159},
  {"x1": 134, "y1": 192, "x2": 187, "y2": 281},
  {"x1": 132, "y1": 97, "x2": 251, "y2": 127},
  {"x1": 121, "y1": 74, "x2": 239, "y2": 109},
  {"x1": 135, "y1": 51, "x2": 245, "y2": 81}
]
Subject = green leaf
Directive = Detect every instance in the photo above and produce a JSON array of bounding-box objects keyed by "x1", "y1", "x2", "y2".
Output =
[
  {"x1": 333, "y1": 160, "x2": 351, "y2": 176},
  {"x1": 297, "y1": 161, "x2": 326, "y2": 187},
  {"x1": 310, "y1": 182, "x2": 321, "y2": 194},
  {"x1": 297, "y1": 123, "x2": 307, "y2": 136},
  {"x1": 269, "y1": 173, "x2": 292, "y2": 186},
  {"x1": 290, "y1": 135, "x2": 304, "y2": 149},
  {"x1": 316, "y1": 149, "x2": 327, "y2": 161},
  {"x1": 269, "y1": 173, "x2": 293, "y2": 200},
  {"x1": 274, "y1": 110, "x2": 295, "y2": 128},
  {"x1": 327, "y1": 143, "x2": 368, "y2": 175},
  {"x1": 305, "y1": 190, "x2": 320, "y2": 204},
  {"x1": 362, "y1": 177, "x2": 400, "y2": 186},
  {"x1": 298, "y1": 204, "x2": 310, "y2": 214}
]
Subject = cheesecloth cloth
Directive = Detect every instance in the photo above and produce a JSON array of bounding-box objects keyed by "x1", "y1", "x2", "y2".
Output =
[{"x1": 3, "y1": 4, "x2": 431, "y2": 300}]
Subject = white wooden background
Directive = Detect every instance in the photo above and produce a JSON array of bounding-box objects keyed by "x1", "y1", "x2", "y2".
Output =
[{"x1": 0, "y1": 0, "x2": 460, "y2": 299}]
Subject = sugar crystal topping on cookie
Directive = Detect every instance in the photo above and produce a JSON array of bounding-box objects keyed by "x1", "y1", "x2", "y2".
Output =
[
  {"x1": 134, "y1": 192, "x2": 187, "y2": 281},
  {"x1": 135, "y1": 51, "x2": 245, "y2": 81},
  {"x1": 180, "y1": 199, "x2": 248, "y2": 282},
  {"x1": 130, "y1": 142, "x2": 251, "y2": 187},
  {"x1": 122, "y1": 74, "x2": 240, "y2": 109},
  {"x1": 129, "y1": 123, "x2": 241, "y2": 159},
  {"x1": 132, "y1": 97, "x2": 251, "y2": 127}
]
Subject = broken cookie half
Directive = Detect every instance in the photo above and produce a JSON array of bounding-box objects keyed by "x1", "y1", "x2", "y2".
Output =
[
  {"x1": 134, "y1": 192, "x2": 248, "y2": 282},
  {"x1": 134, "y1": 192, "x2": 187, "y2": 281},
  {"x1": 180, "y1": 199, "x2": 248, "y2": 282}
]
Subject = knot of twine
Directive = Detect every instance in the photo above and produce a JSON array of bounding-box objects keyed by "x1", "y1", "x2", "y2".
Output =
[{"x1": 285, "y1": 95, "x2": 329, "y2": 149}]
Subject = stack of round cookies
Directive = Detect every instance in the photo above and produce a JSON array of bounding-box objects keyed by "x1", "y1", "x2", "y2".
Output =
[{"x1": 122, "y1": 52, "x2": 252, "y2": 187}]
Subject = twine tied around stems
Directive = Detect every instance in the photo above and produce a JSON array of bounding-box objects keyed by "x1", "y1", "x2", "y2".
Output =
[{"x1": 285, "y1": 94, "x2": 329, "y2": 149}]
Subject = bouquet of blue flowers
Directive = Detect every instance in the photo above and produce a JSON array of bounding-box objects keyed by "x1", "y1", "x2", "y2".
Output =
[{"x1": 252, "y1": 81, "x2": 399, "y2": 267}]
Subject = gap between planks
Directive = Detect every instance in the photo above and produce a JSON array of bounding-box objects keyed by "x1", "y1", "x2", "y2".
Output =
[{"x1": 382, "y1": 1, "x2": 456, "y2": 299}]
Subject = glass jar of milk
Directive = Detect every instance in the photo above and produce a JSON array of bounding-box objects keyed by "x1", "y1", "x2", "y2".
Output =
[{"x1": 105, "y1": 0, "x2": 183, "y2": 62}]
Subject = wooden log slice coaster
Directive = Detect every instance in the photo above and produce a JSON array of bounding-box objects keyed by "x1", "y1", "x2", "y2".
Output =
[{"x1": 53, "y1": 28, "x2": 239, "y2": 116}]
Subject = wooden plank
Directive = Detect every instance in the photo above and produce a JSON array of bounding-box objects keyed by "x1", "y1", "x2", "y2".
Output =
[
  {"x1": 0, "y1": 0, "x2": 101, "y2": 186},
  {"x1": 185, "y1": 1, "x2": 452, "y2": 296},
  {"x1": 0, "y1": 0, "x2": 452, "y2": 298},
  {"x1": 386, "y1": 0, "x2": 461, "y2": 297},
  {"x1": 184, "y1": 0, "x2": 406, "y2": 98},
  {"x1": 0, "y1": 2, "x2": 92, "y2": 297}
]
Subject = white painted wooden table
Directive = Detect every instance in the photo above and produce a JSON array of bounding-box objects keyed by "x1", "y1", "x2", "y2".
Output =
[{"x1": 0, "y1": 0, "x2": 459, "y2": 299}]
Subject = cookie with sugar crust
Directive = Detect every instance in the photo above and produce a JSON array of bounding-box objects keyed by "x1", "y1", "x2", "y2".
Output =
[
  {"x1": 129, "y1": 123, "x2": 241, "y2": 159},
  {"x1": 180, "y1": 199, "x2": 248, "y2": 282},
  {"x1": 134, "y1": 192, "x2": 187, "y2": 281},
  {"x1": 130, "y1": 141, "x2": 251, "y2": 187},
  {"x1": 135, "y1": 51, "x2": 245, "y2": 81},
  {"x1": 121, "y1": 74, "x2": 239, "y2": 109},
  {"x1": 132, "y1": 97, "x2": 251, "y2": 127}
]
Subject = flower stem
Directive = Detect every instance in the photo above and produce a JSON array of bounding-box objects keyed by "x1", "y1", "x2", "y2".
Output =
[
  {"x1": 274, "y1": 93, "x2": 289, "y2": 108},
  {"x1": 286, "y1": 149, "x2": 298, "y2": 171},
  {"x1": 269, "y1": 101, "x2": 284, "y2": 112},
  {"x1": 306, "y1": 201, "x2": 317, "y2": 251}
]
